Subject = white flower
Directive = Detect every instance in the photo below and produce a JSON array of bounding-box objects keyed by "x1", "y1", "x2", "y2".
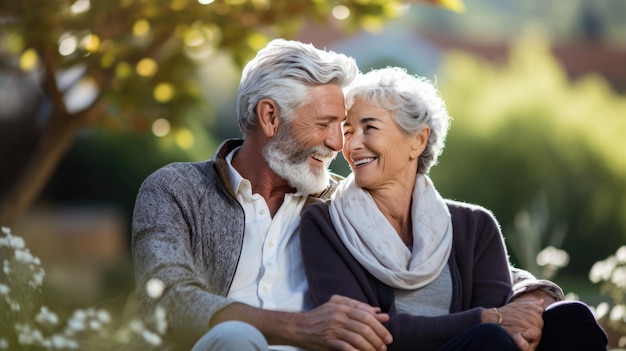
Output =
[
  {"x1": 96, "y1": 309, "x2": 111, "y2": 324},
  {"x1": 51, "y1": 335, "x2": 66, "y2": 348},
  {"x1": 30, "y1": 269, "x2": 45, "y2": 288},
  {"x1": 67, "y1": 311, "x2": 86, "y2": 332},
  {"x1": 31, "y1": 328, "x2": 43, "y2": 343},
  {"x1": 16, "y1": 324, "x2": 42, "y2": 345},
  {"x1": 0, "y1": 237, "x2": 8, "y2": 247},
  {"x1": 129, "y1": 319, "x2": 145, "y2": 333},
  {"x1": 611, "y1": 266, "x2": 626, "y2": 288},
  {"x1": 142, "y1": 330, "x2": 162, "y2": 346},
  {"x1": 616, "y1": 245, "x2": 626, "y2": 263},
  {"x1": 536, "y1": 246, "x2": 570, "y2": 268},
  {"x1": 0, "y1": 338, "x2": 9, "y2": 349},
  {"x1": 154, "y1": 305, "x2": 168, "y2": 334},
  {"x1": 88, "y1": 319, "x2": 102, "y2": 331},
  {"x1": 0, "y1": 284, "x2": 9, "y2": 295},
  {"x1": 593, "y1": 302, "x2": 610, "y2": 319},
  {"x1": 610, "y1": 304, "x2": 625, "y2": 321},
  {"x1": 65, "y1": 339, "x2": 79, "y2": 349},
  {"x1": 3, "y1": 260, "x2": 10, "y2": 275},
  {"x1": 589, "y1": 257, "x2": 616, "y2": 283},
  {"x1": 35, "y1": 306, "x2": 59, "y2": 326},
  {"x1": 86, "y1": 307, "x2": 96, "y2": 318},
  {"x1": 50, "y1": 334, "x2": 78, "y2": 349},
  {"x1": 8, "y1": 236, "x2": 25, "y2": 250},
  {"x1": 14, "y1": 249, "x2": 34, "y2": 264},
  {"x1": 41, "y1": 339, "x2": 52, "y2": 348},
  {"x1": 146, "y1": 278, "x2": 165, "y2": 299},
  {"x1": 1, "y1": 226, "x2": 10, "y2": 235},
  {"x1": 72, "y1": 309, "x2": 87, "y2": 321}
]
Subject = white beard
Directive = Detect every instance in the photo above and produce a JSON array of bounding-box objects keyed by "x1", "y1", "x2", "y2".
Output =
[{"x1": 263, "y1": 124, "x2": 335, "y2": 196}]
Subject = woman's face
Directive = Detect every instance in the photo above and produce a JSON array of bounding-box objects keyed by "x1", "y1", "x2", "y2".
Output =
[{"x1": 343, "y1": 98, "x2": 427, "y2": 190}]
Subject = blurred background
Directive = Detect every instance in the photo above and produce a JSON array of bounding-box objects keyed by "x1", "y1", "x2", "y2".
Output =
[{"x1": 1, "y1": 0, "x2": 625, "y2": 348}]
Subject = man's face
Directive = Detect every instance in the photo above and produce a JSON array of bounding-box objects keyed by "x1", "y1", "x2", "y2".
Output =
[{"x1": 264, "y1": 84, "x2": 346, "y2": 195}]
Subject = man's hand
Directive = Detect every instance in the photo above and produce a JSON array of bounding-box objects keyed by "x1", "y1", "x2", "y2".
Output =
[
  {"x1": 495, "y1": 299, "x2": 545, "y2": 351},
  {"x1": 299, "y1": 295, "x2": 393, "y2": 351},
  {"x1": 511, "y1": 289, "x2": 557, "y2": 309}
]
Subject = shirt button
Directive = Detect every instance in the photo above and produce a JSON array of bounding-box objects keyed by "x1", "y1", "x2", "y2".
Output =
[
  {"x1": 260, "y1": 209, "x2": 266, "y2": 215},
  {"x1": 262, "y1": 286, "x2": 268, "y2": 292},
  {"x1": 268, "y1": 242, "x2": 274, "y2": 248}
]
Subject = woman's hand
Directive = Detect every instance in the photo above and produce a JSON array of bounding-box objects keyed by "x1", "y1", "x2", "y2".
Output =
[
  {"x1": 299, "y1": 295, "x2": 393, "y2": 351},
  {"x1": 483, "y1": 299, "x2": 544, "y2": 351}
]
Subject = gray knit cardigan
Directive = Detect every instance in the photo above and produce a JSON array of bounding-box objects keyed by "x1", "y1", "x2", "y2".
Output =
[{"x1": 131, "y1": 139, "x2": 339, "y2": 348}]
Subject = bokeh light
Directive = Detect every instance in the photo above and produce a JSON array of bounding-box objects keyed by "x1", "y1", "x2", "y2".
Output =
[
  {"x1": 81, "y1": 34, "x2": 100, "y2": 52},
  {"x1": 70, "y1": 0, "x2": 90, "y2": 14},
  {"x1": 153, "y1": 83, "x2": 174, "y2": 103},
  {"x1": 136, "y1": 58, "x2": 158, "y2": 77},
  {"x1": 115, "y1": 61, "x2": 132, "y2": 78},
  {"x1": 19, "y1": 49, "x2": 38, "y2": 71},
  {"x1": 151, "y1": 118, "x2": 171, "y2": 137},
  {"x1": 332, "y1": 5, "x2": 350, "y2": 20},
  {"x1": 133, "y1": 19, "x2": 151, "y2": 37},
  {"x1": 175, "y1": 128, "x2": 194, "y2": 149},
  {"x1": 58, "y1": 34, "x2": 78, "y2": 56}
]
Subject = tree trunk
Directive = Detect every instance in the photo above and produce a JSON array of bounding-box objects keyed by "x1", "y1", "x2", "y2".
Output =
[{"x1": 0, "y1": 109, "x2": 83, "y2": 227}]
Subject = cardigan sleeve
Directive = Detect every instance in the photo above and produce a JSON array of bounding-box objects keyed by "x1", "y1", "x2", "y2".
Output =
[
  {"x1": 132, "y1": 164, "x2": 236, "y2": 345},
  {"x1": 510, "y1": 267, "x2": 565, "y2": 302},
  {"x1": 300, "y1": 201, "x2": 512, "y2": 351},
  {"x1": 448, "y1": 202, "x2": 513, "y2": 309}
]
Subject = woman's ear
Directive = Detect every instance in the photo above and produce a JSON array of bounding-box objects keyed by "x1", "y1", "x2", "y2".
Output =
[
  {"x1": 257, "y1": 98, "x2": 280, "y2": 138},
  {"x1": 412, "y1": 126, "x2": 431, "y2": 157}
]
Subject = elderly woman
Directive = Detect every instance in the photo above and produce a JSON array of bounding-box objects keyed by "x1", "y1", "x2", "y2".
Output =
[{"x1": 300, "y1": 67, "x2": 607, "y2": 351}]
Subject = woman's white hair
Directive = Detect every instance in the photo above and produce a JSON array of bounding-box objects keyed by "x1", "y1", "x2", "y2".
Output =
[
  {"x1": 236, "y1": 39, "x2": 359, "y2": 134},
  {"x1": 344, "y1": 66, "x2": 451, "y2": 174}
]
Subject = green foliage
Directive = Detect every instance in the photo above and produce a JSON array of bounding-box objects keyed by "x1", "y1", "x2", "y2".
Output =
[
  {"x1": 0, "y1": 0, "x2": 416, "y2": 225},
  {"x1": 430, "y1": 30, "x2": 626, "y2": 274},
  {"x1": 0, "y1": 0, "x2": 406, "y2": 133},
  {"x1": 0, "y1": 227, "x2": 168, "y2": 350},
  {"x1": 44, "y1": 118, "x2": 217, "y2": 220}
]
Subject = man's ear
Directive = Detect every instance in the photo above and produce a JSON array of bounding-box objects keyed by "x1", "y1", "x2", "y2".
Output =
[{"x1": 257, "y1": 98, "x2": 280, "y2": 138}]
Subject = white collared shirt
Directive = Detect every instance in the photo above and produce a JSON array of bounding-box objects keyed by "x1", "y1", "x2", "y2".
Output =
[{"x1": 225, "y1": 147, "x2": 313, "y2": 321}]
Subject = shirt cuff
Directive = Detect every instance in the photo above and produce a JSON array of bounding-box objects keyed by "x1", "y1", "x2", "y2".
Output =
[{"x1": 511, "y1": 279, "x2": 565, "y2": 302}]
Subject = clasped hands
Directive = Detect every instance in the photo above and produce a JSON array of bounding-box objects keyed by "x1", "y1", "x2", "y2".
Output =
[
  {"x1": 304, "y1": 291, "x2": 554, "y2": 351},
  {"x1": 495, "y1": 290, "x2": 557, "y2": 351}
]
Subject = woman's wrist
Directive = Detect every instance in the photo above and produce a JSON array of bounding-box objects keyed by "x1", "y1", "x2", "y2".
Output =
[{"x1": 481, "y1": 307, "x2": 503, "y2": 325}]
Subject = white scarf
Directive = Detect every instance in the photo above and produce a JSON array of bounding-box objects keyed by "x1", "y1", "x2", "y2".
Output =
[{"x1": 329, "y1": 173, "x2": 453, "y2": 290}]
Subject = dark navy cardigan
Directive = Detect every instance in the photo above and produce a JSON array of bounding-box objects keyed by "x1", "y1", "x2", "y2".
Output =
[{"x1": 300, "y1": 199, "x2": 513, "y2": 351}]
